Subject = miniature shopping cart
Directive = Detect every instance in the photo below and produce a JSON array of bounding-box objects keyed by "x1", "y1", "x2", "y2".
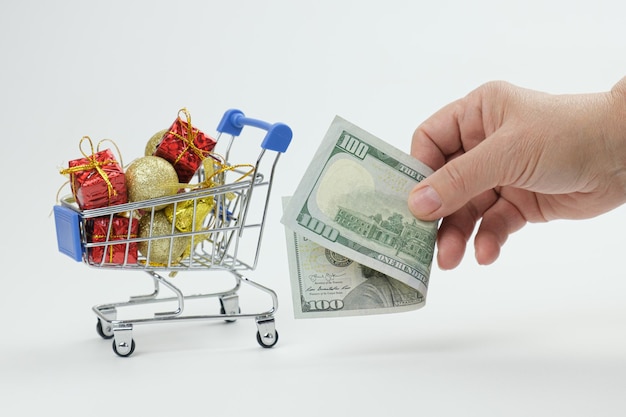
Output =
[{"x1": 53, "y1": 109, "x2": 292, "y2": 357}]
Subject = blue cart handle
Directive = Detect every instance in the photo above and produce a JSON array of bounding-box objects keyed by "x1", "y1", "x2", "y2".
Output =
[{"x1": 216, "y1": 109, "x2": 292, "y2": 153}]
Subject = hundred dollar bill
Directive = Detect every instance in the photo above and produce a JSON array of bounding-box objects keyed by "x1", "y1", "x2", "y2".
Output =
[
  {"x1": 281, "y1": 116, "x2": 437, "y2": 305},
  {"x1": 283, "y1": 197, "x2": 425, "y2": 318}
]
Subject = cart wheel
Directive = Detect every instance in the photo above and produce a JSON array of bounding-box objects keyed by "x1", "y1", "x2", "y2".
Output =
[
  {"x1": 256, "y1": 330, "x2": 279, "y2": 348},
  {"x1": 96, "y1": 320, "x2": 114, "y2": 339},
  {"x1": 219, "y1": 298, "x2": 241, "y2": 323},
  {"x1": 219, "y1": 306, "x2": 241, "y2": 322},
  {"x1": 112, "y1": 339, "x2": 136, "y2": 357}
]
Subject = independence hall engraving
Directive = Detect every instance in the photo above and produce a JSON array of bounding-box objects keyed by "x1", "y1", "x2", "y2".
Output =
[{"x1": 334, "y1": 206, "x2": 434, "y2": 264}]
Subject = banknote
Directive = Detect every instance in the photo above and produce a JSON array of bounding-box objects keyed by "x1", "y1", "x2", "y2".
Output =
[
  {"x1": 283, "y1": 197, "x2": 425, "y2": 318},
  {"x1": 281, "y1": 116, "x2": 437, "y2": 304}
]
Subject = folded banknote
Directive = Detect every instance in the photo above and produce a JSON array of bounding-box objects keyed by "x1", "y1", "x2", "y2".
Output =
[{"x1": 282, "y1": 116, "x2": 438, "y2": 318}]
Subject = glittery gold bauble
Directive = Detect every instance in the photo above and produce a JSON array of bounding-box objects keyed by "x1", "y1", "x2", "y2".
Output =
[
  {"x1": 144, "y1": 128, "x2": 169, "y2": 156},
  {"x1": 125, "y1": 156, "x2": 179, "y2": 210},
  {"x1": 138, "y1": 210, "x2": 190, "y2": 265}
]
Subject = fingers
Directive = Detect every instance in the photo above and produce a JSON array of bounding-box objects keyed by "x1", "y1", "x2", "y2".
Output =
[
  {"x1": 435, "y1": 192, "x2": 527, "y2": 268},
  {"x1": 473, "y1": 196, "x2": 527, "y2": 265},
  {"x1": 436, "y1": 212, "x2": 474, "y2": 270},
  {"x1": 411, "y1": 82, "x2": 501, "y2": 171},
  {"x1": 409, "y1": 80, "x2": 527, "y2": 268},
  {"x1": 434, "y1": 190, "x2": 497, "y2": 269},
  {"x1": 410, "y1": 83, "x2": 508, "y2": 222},
  {"x1": 409, "y1": 140, "x2": 502, "y2": 221},
  {"x1": 411, "y1": 100, "x2": 464, "y2": 171}
]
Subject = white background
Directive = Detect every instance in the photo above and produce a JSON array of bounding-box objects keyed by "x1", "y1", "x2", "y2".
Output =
[{"x1": 1, "y1": 1, "x2": 625, "y2": 416}]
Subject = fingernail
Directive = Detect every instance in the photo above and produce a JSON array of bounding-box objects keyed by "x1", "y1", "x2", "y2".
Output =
[{"x1": 409, "y1": 185, "x2": 442, "y2": 216}]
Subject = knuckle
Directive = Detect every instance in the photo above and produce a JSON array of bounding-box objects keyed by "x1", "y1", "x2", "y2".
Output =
[{"x1": 442, "y1": 162, "x2": 470, "y2": 195}]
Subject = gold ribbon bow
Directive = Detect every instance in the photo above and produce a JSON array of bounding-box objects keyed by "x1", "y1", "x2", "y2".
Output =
[
  {"x1": 59, "y1": 136, "x2": 123, "y2": 200},
  {"x1": 169, "y1": 108, "x2": 212, "y2": 165}
]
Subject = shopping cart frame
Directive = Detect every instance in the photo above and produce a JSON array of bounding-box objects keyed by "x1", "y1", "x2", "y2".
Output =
[{"x1": 53, "y1": 109, "x2": 292, "y2": 357}]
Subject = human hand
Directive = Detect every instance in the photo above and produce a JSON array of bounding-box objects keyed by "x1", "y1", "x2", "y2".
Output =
[{"x1": 408, "y1": 78, "x2": 626, "y2": 269}]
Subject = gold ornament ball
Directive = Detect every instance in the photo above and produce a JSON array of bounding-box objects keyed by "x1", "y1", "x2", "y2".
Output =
[
  {"x1": 145, "y1": 128, "x2": 169, "y2": 156},
  {"x1": 125, "y1": 155, "x2": 179, "y2": 210},
  {"x1": 138, "y1": 211, "x2": 190, "y2": 265}
]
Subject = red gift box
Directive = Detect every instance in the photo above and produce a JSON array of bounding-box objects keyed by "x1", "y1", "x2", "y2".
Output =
[
  {"x1": 64, "y1": 137, "x2": 127, "y2": 210},
  {"x1": 154, "y1": 108, "x2": 216, "y2": 183},
  {"x1": 87, "y1": 215, "x2": 138, "y2": 265}
]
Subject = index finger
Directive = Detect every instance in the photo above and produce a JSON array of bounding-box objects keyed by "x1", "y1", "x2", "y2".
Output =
[
  {"x1": 411, "y1": 100, "x2": 462, "y2": 171},
  {"x1": 411, "y1": 89, "x2": 489, "y2": 170}
]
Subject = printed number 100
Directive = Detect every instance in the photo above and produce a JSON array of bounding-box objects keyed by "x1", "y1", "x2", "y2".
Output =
[
  {"x1": 298, "y1": 214, "x2": 339, "y2": 242},
  {"x1": 337, "y1": 134, "x2": 369, "y2": 159}
]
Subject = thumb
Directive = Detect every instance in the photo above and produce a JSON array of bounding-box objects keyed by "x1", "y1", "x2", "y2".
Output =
[{"x1": 408, "y1": 143, "x2": 501, "y2": 221}]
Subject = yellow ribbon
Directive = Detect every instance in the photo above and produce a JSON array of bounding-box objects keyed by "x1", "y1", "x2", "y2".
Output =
[
  {"x1": 199, "y1": 156, "x2": 255, "y2": 190},
  {"x1": 97, "y1": 138, "x2": 124, "y2": 167},
  {"x1": 169, "y1": 108, "x2": 212, "y2": 166},
  {"x1": 59, "y1": 136, "x2": 122, "y2": 201},
  {"x1": 163, "y1": 154, "x2": 255, "y2": 194}
]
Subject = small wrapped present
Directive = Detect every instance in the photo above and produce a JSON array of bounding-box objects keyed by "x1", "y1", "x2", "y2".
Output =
[
  {"x1": 86, "y1": 215, "x2": 139, "y2": 265},
  {"x1": 153, "y1": 108, "x2": 217, "y2": 183},
  {"x1": 61, "y1": 136, "x2": 127, "y2": 210}
]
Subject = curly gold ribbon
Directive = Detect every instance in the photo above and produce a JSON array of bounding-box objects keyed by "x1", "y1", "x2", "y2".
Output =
[
  {"x1": 163, "y1": 154, "x2": 255, "y2": 193},
  {"x1": 97, "y1": 138, "x2": 124, "y2": 167},
  {"x1": 200, "y1": 156, "x2": 255, "y2": 189}
]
